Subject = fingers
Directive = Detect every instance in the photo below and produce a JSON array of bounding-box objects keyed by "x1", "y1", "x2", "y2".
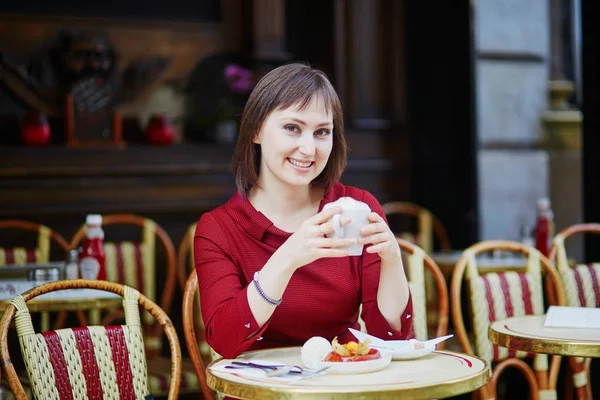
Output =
[
  {"x1": 367, "y1": 212, "x2": 383, "y2": 222},
  {"x1": 308, "y1": 237, "x2": 357, "y2": 248},
  {"x1": 360, "y1": 220, "x2": 387, "y2": 236},
  {"x1": 359, "y1": 232, "x2": 388, "y2": 245},
  {"x1": 310, "y1": 248, "x2": 350, "y2": 258},
  {"x1": 366, "y1": 241, "x2": 389, "y2": 253},
  {"x1": 309, "y1": 206, "x2": 342, "y2": 225}
]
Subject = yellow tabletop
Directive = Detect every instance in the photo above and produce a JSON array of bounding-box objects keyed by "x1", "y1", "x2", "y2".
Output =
[
  {"x1": 207, "y1": 347, "x2": 490, "y2": 399},
  {"x1": 488, "y1": 315, "x2": 600, "y2": 358}
]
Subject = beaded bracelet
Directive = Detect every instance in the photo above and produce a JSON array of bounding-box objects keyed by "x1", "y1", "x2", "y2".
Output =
[{"x1": 253, "y1": 271, "x2": 282, "y2": 306}]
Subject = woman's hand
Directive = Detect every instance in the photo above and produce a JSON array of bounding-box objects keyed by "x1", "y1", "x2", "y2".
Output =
[
  {"x1": 359, "y1": 212, "x2": 401, "y2": 263},
  {"x1": 276, "y1": 206, "x2": 357, "y2": 271}
]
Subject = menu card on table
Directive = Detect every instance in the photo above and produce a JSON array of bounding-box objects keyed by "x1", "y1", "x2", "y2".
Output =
[{"x1": 544, "y1": 306, "x2": 600, "y2": 329}]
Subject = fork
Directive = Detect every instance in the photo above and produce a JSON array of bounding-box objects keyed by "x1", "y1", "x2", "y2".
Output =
[
  {"x1": 266, "y1": 365, "x2": 330, "y2": 377},
  {"x1": 225, "y1": 362, "x2": 329, "y2": 376}
]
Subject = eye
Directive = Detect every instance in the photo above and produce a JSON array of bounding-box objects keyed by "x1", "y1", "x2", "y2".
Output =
[
  {"x1": 315, "y1": 128, "x2": 331, "y2": 137},
  {"x1": 284, "y1": 124, "x2": 300, "y2": 133}
]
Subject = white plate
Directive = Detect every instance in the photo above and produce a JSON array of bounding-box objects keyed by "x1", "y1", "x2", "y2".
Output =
[
  {"x1": 378, "y1": 341, "x2": 436, "y2": 360},
  {"x1": 301, "y1": 351, "x2": 392, "y2": 375}
]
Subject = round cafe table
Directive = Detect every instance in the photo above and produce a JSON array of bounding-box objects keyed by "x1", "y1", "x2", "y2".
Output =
[
  {"x1": 207, "y1": 347, "x2": 490, "y2": 399},
  {"x1": 488, "y1": 315, "x2": 600, "y2": 358}
]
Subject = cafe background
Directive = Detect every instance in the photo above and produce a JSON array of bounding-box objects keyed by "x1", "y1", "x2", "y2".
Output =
[{"x1": 0, "y1": 0, "x2": 598, "y2": 398}]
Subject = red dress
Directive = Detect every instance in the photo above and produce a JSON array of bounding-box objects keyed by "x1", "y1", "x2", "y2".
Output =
[{"x1": 194, "y1": 181, "x2": 414, "y2": 359}]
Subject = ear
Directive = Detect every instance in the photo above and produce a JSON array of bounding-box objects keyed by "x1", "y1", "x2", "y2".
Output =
[{"x1": 252, "y1": 132, "x2": 261, "y2": 144}]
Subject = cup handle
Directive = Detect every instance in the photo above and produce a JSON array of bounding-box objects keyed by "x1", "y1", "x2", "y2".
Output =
[{"x1": 330, "y1": 214, "x2": 344, "y2": 238}]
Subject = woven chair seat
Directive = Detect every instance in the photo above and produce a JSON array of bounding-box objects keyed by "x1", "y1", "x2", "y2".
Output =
[
  {"x1": 1, "y1": 361, "x2": 199, "y2": 399},
  {"x1": 0, "y1": 280, "x2": 182, "y2": 400}
]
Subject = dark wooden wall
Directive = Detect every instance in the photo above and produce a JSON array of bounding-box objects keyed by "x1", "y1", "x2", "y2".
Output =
[
  {"x1": 0, "y1": 131, "x2": 402, "y2": 249},
  {"x1": 581, "y1": 0, "x2": 600, "y2": 260},
  {"x1": 0, "y1": 0, "x2": 476, "y2": 252},
  {"x1": 404, "y1": 1, "x2": 477, "y2": 248}
]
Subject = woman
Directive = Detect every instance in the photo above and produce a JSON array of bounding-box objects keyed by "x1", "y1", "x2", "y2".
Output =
[{"x1": 195, "y1": 63, "x2": 413, "y2": 359}]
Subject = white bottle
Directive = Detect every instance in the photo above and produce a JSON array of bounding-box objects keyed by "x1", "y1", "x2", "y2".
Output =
[
  {"x1": 520, "y1": 224, "x2": 535, "y2": 248},
  {"x1": 64, "y1": 249, "x2": 80, "y2": 279}
]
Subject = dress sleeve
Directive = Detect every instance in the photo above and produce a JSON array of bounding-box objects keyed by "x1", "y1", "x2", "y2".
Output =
[
  {"x1": 194, "y1": 213, "x2": 271, "y2": 358},
  {"x1": 358, "y1": 191, "x2": 414, "y2": 340}
]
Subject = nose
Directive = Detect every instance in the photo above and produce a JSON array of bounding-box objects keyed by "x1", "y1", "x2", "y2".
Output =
[{"x1": 298, "y1": 134, "x2": 315, "y2": 156}]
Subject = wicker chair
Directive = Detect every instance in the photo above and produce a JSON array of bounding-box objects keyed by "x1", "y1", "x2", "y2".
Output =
[
  {"x1": 67, "y1": 214, "x2": 201, "y2": 395},
  {"x1": 450, "y1": 240, "x2": 565, "y2": 400},
  {"x1": 0, "y1": 219, "x2": 69, "y2": 265},
  {"x1": 547, "y1": 223, "x2": 600, "y2": 400},
  {"x1": 177, "y1": 222, "x2": 212, "y2": 365},
  {"x1": 396, "y1": 238, "x2": 449, "y2": 342},
  {"x1": 183, "y1": 271, "x2": 217, "y2": 400},
  {"x1": 68, "y1": 214, "x2": 176, "y2": 349},
  {"x1": 381, "y1": 202, "x2": 451, "y2": 253},
  {"x1": 0, "y1": 219, "x2": 72, "y2": 331},
  {"x1": 176, "y1": 222, "x2": 197, "y2": 290},
  {"x1": 0, "y1": 279, "x2": 181, "y2": 399},
  {"x1": 181, "y1": 238, "x2": 448, "y2": 400}
]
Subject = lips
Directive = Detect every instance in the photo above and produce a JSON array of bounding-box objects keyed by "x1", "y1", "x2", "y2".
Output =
[{"x1": 287, "y1": 158, "x2": 314, "y2": 168}]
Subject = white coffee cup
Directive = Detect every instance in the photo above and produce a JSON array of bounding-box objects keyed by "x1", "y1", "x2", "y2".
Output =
[{"x1": 323, "y1": 197, "x2": 371, "y2": 256}]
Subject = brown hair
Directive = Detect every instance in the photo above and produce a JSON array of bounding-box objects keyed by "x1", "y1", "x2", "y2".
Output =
[{"x1": 231, "y1": 62, "x2": 347, "y2": 195}]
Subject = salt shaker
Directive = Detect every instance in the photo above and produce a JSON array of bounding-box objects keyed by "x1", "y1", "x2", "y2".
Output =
[{"x1": 64, "y1": 249, "x2": 80, "y2": 280}]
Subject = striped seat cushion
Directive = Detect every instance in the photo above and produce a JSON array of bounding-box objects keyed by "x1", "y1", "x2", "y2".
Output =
[
  {"x1": 0, "y1": 225, "x2": 51, "y2": 265},
  {"x1": 562, "y1": 263, "x2": 600, "y2": 308},
  {"x1": 3, "y1": 362, "x2": 201, "y2": 398},
  {"x1": 469, "y1": 271, "x2": 544, "y2": 362},
  {"x1": 20, "y1": 325, "x2": 149, "y2": 400},
  {"x1": 0, "y1": 248, "x2": 42, "y2": 265},
  {"x1": 104, "y1": 241, "x2": 155, "y2": 325}
]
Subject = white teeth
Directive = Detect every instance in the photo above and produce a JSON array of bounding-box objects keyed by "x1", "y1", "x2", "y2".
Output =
[{"x1": 288, "y1": 158, "x2": 312, "y2": 168}]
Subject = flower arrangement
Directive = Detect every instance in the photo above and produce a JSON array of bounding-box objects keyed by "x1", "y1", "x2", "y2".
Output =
[{"x1": 183, "y1": 54, "x2": 256, "y2": 143}]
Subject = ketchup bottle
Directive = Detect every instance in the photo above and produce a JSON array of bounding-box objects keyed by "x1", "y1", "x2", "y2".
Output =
[
  {"x1": 534, "y1": 198, "x2": 554, "y2": 257},
  {"x1": 79, "y1": 214, "x2": 106, "y2": 280}
]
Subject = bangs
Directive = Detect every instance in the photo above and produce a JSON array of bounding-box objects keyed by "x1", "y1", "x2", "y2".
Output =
[{"x1": 272, "y1": 72, "x2": 338, "y2": 118}]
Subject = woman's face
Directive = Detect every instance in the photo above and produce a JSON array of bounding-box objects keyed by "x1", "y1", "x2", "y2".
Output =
[{"x1": 253, "y1": 96, "x2": 334, "y2": 190}]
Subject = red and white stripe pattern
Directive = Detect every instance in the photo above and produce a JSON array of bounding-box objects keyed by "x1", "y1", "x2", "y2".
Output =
[
  {"x1": 554, "y1": 235, "x2": 600, "y2": 308},
  {"x1": 568, "y1": 263, "x2": 600, "y2": 308},
  {"x1": 466, "y1": 249, "x2": 547, "y2": 367},
  {"x1": 19, "y1": 325, "x2": 149, "y2": 400},
  {"x1": 0, "y1": 225, "x2": 50, "y2": 265},
  {"x1": 0, "y1": 248, "x2": 40, "y2": 265},
  {"x1": 104, "y1": 220, "x2": 156, "y2": 325}
]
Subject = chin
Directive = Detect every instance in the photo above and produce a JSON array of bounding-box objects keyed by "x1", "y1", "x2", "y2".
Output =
[{"x1": 280, "y1": 174, "x2": 316, "y2": 187}]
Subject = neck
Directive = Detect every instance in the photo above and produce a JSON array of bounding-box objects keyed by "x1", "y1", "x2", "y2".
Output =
[{"x1": 249, "y1": 177, "x2": 322, "y2": 220}]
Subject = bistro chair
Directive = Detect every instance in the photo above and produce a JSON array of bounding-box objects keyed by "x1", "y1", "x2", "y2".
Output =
[
  {"x1": 0, "y1": 279, "x2": 181, "y2": 399},
  {"x1": 176, "y1": 222, "x2": 197, "y2": 290},
  {"x1": 357, "y1": 238, "x2": 449, "y2": 342},
  {"x1": 451, "y1": 240, "x2": 565, "y2": 400},
  {"x1": 547, "y1": 223, "x2": 600, "y2": 400},
  {"x1": 396, "y1": 238, "x2": 449, "y2": 342},
  {"x1": 178, "y1": 222, "x2": 213, "y2": 365},
  {"x1": 0, "y1": 219, "x2": 71, "y2": 331},
  {"x1": 382, "y1": 202, "x2": 451, "y2": 253},
  {"x1": 0, "y1": 219, "x2": 69, "y2": 266},
  {"x1": 183, "y1": 270, "x2": 217, "y2": 400},
  {"x1": 69, "y1": 214, "x2": 200, "y2": 395}
]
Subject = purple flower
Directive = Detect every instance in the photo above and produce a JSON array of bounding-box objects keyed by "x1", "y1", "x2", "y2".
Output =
[{"x1": 224, "y1": 64, "x2": 255, "y2": 95}]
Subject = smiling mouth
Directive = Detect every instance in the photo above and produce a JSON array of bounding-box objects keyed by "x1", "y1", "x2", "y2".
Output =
[{"x1": 287, "y1": 158, "x2": 314, "y2": 168}]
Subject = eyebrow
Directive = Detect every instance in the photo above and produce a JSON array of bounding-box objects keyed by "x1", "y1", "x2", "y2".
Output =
[{"x1": 286, "y1": 117, "x2": 333, "y2": 128}]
